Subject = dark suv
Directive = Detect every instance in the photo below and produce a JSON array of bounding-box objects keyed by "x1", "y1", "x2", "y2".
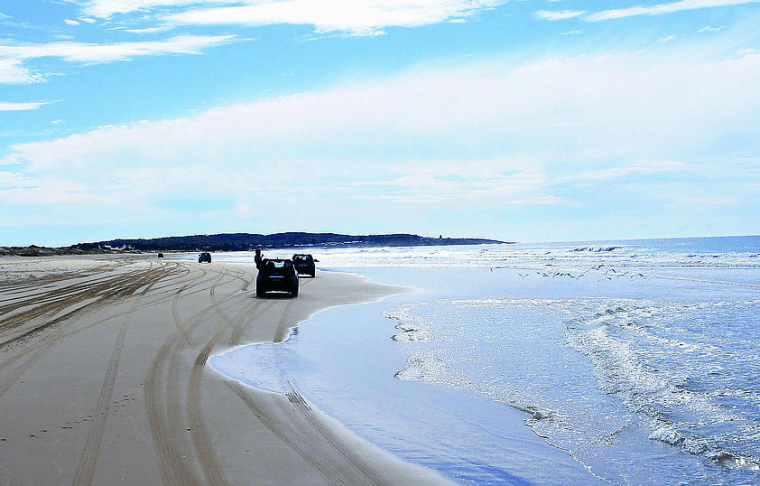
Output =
[
  {"x1": 292, "y1": 254, "x2": 316, "y2": 277},
  {"x1": 198, "y1": 252, "x2": 211, "y2": 263},
  {"x1": 256, "y1": 259, "x2": 299, "y2": 297}
]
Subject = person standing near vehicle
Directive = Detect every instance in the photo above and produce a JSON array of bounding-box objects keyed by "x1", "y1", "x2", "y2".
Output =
[{"x1": 255, "y1": 249, "x2": 264, "y2": 269}]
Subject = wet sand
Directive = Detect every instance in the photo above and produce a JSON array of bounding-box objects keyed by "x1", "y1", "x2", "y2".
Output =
[{"x1": 0, "y1": 255, "x2": 454, "y2": 486}]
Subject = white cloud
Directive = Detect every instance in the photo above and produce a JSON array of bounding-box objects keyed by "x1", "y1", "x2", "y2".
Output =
[
  {"x1": 125, "y1": 26, "x2": 172, "y2": 34},
  {"x1": 6, "y1": 50, "x2": 760, "y2": 170},
  {"x1": 585, "y1": 0, "x2": 760, "y2": 21},
  {"x1": 0, "y1": 58, "x2": 44, "y2": 84},
  {"x1": 0, "y1": 35, "x2": 236, "y2": 63},
  {"x1": 535, "y1": 10, "x2": 586, "y2": 21},
  {"x1": 2, "y1": 49, "x2": 759, "y2": 233},
  {"x1": 674, "y1": 195, "x2": 735, "y2": 205},
  {"x1": 83, "y1": 0, "x2": 241, "y2": 18},
  {"x1": 81, "y1": 0, "x2": 508, "y2": 34},
  {"x1": 165, "y1": 0, "x2": 507, "y2": 34},
  {"x1": 65, "y1": 19, "x2": 80, "y2": 26},
  {"x1": 558, "y1": 161, "x2": 689, "y2": 183},
  {"x1": 0, "y1": 101, "x2": 50, "y2": 111}
]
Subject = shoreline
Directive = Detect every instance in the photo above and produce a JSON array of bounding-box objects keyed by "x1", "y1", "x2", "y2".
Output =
[
  {"x1": 216, "y1": 266, "x2": 615, "y2": 486},
  {"x1": 0, "y1": 255, "x2": 454, "y2": 485}
]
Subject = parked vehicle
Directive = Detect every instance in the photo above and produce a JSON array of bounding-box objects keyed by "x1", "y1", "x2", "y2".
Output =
[
  {"x1": 292, "y1": 254, "x2": 317, "y2": 277},
  {"x1": 256, "y1": 259, "x2": 299, "y2": 297},
  {"x1": 198, "y1": 252, "x2": 211, "y2": 263}
]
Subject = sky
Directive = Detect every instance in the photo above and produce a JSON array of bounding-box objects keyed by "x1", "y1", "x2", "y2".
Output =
[{"x1": 1, "y1": 0, "x2": 759, "y2": 246}]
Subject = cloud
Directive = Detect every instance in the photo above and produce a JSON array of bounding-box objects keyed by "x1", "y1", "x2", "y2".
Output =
[
  {"x1": 82, "y1": 0, "x2": 241, "y2": 18},
  {"x1": 585, "y1": 0, "x2": 760, "y2": 21},
  {"x1": 0, "y1": 35, "x2": 237, "y2": 63},
  {"x1": 558, "y1": 161, "x2": 689, "y2": 183},
  {"x1": 0, "y1": 58, "x2": 44, "y2": 84},
  {"x1": 535, "y1": 10, "x2": 586, "y2": 21},
  {"x1": 80, "y1": 0, "x2": 508, "y2": 34},
  {"x1": 6, "y1": 50, "x2": 760, "y2": 170},
  {"x1": 535, "y1": 0, "x2": 760, "y2": 23},
  {"x1": 124, "y1": 26, "x2": 173, "y2": 34},
  {"x1": 165, "y1": 0, "x2": 507, "y2": 34},
  {"x1": 0, "y1": 101, "x2": 51, "y2": 111},
  {"x1": 2, "y1": 49, "x2": 759, "y2": 236}
]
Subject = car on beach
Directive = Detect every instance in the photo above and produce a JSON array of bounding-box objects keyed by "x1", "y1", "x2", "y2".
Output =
[
  {"x1": 292, "y1": 254, "x2": 317, "y2": 277},
  {"x1": 256, "y1": 259, "x2": 299, "y2": 297},
  {"x1": 198, "y1": 252, "x2": 211, "y2": 263}
]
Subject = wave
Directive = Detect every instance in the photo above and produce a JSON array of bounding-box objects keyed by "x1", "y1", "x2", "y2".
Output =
[{"x1": 565, "y1": 300, "x2": 760, "y2": 470}]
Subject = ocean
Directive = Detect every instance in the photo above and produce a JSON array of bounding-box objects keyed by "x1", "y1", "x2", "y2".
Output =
[{"x1": 210, "y1": 236, "x2": 760, "y2": 485}]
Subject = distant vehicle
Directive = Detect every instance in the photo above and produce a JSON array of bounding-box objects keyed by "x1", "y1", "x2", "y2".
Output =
[
  {"x1": 158, "y1": 253, "x2": 164, "y2": 258},
  {"x1": 198, "y1": 252, "x2": 211, "y2": 263},
  {"x1": 292, "y1": 254, "x2": 317, "y2": 277},
  {"x1": 257, "y1": 259, "x2": 299, "y2": 297}
]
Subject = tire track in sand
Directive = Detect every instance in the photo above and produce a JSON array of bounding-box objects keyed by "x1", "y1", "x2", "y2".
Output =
[
  {"x1": 145, "y1": 272, "x2": 215, "y2": 486},
  {"x1": 185, "y1": 271, "x2": 259, "y2": 486},
  {"x1": 0, "y1": 262, "x2": 186, "y2": 349},
  {"x1": 69, "y1": 318, "x2": 129, "y2": 486},
  {"x1": 70, "y1": 266, "x2": 177, "y2": 486},
  {"x1": 144, "y1": 265, "x2": 256, "y2": 486},
  {"x1": 225, "y1": 380, "x2": 393, "y2": 486},
  {"x1": 0, "y1": 263, "x2": 186, "y2": 401}
]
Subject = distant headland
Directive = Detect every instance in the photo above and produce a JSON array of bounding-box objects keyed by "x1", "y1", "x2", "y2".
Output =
[{"x1": 1, "y1": 232, "x2": 510, "y2": 256}]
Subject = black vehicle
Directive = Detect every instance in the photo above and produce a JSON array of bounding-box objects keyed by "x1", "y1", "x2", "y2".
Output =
[
  {"x1": 256, "y1": 259, "x2": 299, "y2": 297},
  {"x1": 292, "y1": 254, "x2": 316, "y2": 278},
  {"x1": 198, "y1": 252, "x2": 211, "y2": 263}
]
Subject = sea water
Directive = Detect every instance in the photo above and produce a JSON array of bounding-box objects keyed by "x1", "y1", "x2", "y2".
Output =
[{"x1": 210, "y1": 236, "x2": 760, "y2": 485}]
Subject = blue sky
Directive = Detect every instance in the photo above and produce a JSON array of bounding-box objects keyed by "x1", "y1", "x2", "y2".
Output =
[{"x1": 1, "y1": 0, "x2": 759, "y2": 246}]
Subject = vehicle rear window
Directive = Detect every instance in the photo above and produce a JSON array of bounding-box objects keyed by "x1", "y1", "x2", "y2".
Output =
[{"x1": 265, "y1": 260, "x2": 292, "y2": 268}]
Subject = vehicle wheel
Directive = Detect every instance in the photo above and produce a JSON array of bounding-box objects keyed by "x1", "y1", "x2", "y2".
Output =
[
  {"x1": 310, "y1": 272, "x2": 315, "y2": 278},
  {"x1": 292, "y1": 285, "x2": 299, "y2": 297},
  {"x1": 256, "y1": 287, "x2": 266, "y2": 297}
]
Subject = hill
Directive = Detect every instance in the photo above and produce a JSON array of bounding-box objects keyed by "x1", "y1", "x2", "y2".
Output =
[{"x1": 69, "y1": 232, "x2": 508, "y2": 253}]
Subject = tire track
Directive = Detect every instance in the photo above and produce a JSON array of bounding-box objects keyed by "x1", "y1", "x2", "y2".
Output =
[
  {"x1": 144, "y1": 265, "x2": 252, "y2": 486},
  {"x1": 70, "y1": 317, "x2": 129, "y2": 486},
  {"x1": 69, "y1": 269, "x2": 170, "y2": 486},
  {"x1": 185, "y1": 266, "x2": 261, "y2": 486},
  {"x1": 144, "y1": 270, "x2": 215, "y2": 486},
  {"x1": 0, "y1": 262, "x2": 186, "y2": 349},
  {"x1": 0, "y1": 263, "x2": 187, "y2": 402},
  {"x1": 226, "y1": 380, "x2": 394, "y2": 486},
  {"x1": 229, "y1": 300, "x2": 275, "y2": 348},
  {"x1": 224, "y1": 381, "x2": 354, "y2": 486},
  {"x1": 273, "y1": 299, "x2": 297, "y2": 343},
  {"x1": 286, "y1": 386, "x2": 390, "y2": 486}
]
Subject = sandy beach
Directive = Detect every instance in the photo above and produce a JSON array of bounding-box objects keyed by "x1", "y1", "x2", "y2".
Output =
[{"x1": 0, "y1": 255, "x2": 455, "y2": 486}]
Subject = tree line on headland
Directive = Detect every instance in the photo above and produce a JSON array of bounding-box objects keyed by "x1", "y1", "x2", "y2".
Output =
[
  {"x1": 1, "y1": 232, "x2": 508, "y2": 256},
  {"x1": 73, "y1": 232, "x2": 508, "y2": 252}
]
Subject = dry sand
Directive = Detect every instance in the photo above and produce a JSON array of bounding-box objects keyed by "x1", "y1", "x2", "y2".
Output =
[{"x1": 0, "y1": 255, "x2": 455, "y2": 486}]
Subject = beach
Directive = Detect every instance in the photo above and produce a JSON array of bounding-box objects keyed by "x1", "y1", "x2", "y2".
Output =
[
  {"x1": 3, "y1": 237, "x2": 760, "y2": 486},
  {"x1": 0, "y1": 255, "x2": 454, "y2": 486}
]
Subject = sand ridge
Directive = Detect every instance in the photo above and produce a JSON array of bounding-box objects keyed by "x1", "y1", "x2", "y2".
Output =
[{"x1": 0, "y1": 256, "x2": 454, "y2": 486}]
